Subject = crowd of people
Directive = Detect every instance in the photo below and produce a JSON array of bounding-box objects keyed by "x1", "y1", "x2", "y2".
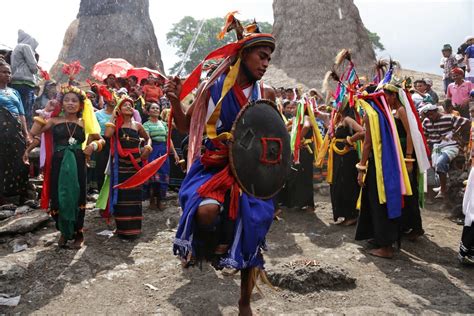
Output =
[{"x1": 1, "y1": 23, "x2": 474, "y2": 315}]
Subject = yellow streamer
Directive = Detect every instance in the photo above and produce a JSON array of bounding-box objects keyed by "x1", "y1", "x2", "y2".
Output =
[
  {"x1": 206, "y1": 57, "x2": 242, "y2": 139},
  {"x1": 315, "y1": 134, "x2": 330, "y2": 167},
  {"x1": 356, "y1": 99, "x2": 386, "y2": 205},
  {"x1": 82, "y1": 98, "x2": 101, "y2": 149},
  {"x1": 326, "y1": 138, "x2": 356, "y2": 184},
  {"x1": 306, "y1": 103, "x2": 323, "y2": 164}
]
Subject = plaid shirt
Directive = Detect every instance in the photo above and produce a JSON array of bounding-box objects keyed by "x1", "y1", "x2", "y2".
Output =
[{"x1": 441, "y1": 55, "x2": 458, "y2": 79}]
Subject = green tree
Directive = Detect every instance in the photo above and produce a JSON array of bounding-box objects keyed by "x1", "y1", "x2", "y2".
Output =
[
  {"x1": 166, "y1": 16, "x2": 272, "y2": 75},
  {"x1": 366, "y1": 27, "x2": 385, "y2": 51}
]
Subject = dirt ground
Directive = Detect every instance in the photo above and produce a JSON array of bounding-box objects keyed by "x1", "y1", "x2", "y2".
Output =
[{"x1": 1, "y1": 191, "x2": 473, "y2": 315}]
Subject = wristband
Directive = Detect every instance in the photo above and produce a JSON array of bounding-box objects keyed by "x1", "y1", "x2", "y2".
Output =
[
  {"x1": 33, "y1": 116, "x2": 46, "y2": 125},
  {"x1": 404, "y1": 158, "x2": 416, "y2": 162},
  {"x1": 144, "y1": 145, "x2": 153, "y2": 153},
  {"x1": 105, "y1": 122, "x2": 116, "y2": 128},
  {"x1": 91, "y1": 142, "x2": 98, "y2": 151},
  {"x1": 346, "y1": 136, "x2": 354, "y2": 146},
  {"x1": 98, "y1": 140, "x2": 104, "y2": 152},
  {"x1": 356, "y1": 162, "x2": 367, "y2": 172}
]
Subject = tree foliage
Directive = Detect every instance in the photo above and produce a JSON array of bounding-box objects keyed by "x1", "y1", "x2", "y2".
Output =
[
  {"x1": 365, "y1": 27, "x2": 385, "y2": 51},
  {"x1": 166, "y1": 16, "x2": 272, "y2": 75}
]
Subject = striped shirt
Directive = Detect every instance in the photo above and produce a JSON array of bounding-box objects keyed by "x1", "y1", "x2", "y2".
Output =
[
  {"x1": 422, "y1": 114, "x2": 469, "y2": 147},
  {"x1": 143, "y1": 119, "x2": 167, "y2": 143}
]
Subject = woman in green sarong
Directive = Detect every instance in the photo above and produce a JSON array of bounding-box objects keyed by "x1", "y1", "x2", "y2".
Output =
[{"x1": 25, "y1": 85, "x2": 102, "y2": 248}]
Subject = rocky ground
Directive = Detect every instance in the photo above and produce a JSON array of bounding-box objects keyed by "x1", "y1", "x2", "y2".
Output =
[{"x1": 1, "y1": 190, "x2": 473, "y2": 315}]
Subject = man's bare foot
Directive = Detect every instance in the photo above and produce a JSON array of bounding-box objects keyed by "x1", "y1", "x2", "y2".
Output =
[
  {"x1": 369, "y1": 246, "x2": 394, "y2": 259},
  {"x1": 406, "y1": 229, "x2": 425, "y2": 242},
  {"x1": 157, "y1": 201, "x2": 164, "y2": 211},
  {"x1": 342, "y1": 218, "x2": 357, "y2": 226},
  {"x1": 149, "y1": 198, "x2": 158, "y2": 210},
  {"x1": 434, "y1": 191, "x2": 446, "y2": 199},
  {"x1": 238, "y1": 300, "x2": 252, "y2": 316}
]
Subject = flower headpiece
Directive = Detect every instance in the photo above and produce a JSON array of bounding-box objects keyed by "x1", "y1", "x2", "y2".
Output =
[
  {"x1": 60, "y1": 84, "x2": 88, "y2": 100},
  {"x1": 56, "y1": 84, "x2": 100, "y2": 136},
  {"x1": 117, "y1": 96, "x2": 135, "y2": 110}
]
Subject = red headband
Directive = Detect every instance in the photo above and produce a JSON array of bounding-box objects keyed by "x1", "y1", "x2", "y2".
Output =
[
  {"x1": 451, "y1": 67, "x2": 464, "y2": 76},
  {"x1": 179, "y1": 33, "x2": 275, "y2": 101}
]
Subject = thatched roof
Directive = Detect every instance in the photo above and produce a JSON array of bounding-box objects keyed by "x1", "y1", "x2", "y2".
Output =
[
  {"x1": 50, "y1": 0, "x2": 164, "y2": 83},
  {"x1": 271, "y1": 0, "x2": 376, "y2": 91},
  {"x1": 263, "y1": 65, "x2": 309, "y2": 90}
]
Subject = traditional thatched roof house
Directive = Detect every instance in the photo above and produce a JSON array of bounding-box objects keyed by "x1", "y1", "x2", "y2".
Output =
[
  {"x1": 269, "y1": 0, "x2": 376, "y2": 90},
  {"x1": 50, "y1": 0, "x2": 164, "y2": 82}
]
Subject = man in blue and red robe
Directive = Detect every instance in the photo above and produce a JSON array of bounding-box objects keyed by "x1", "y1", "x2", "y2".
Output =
[{"x1": 165, "y1": 26, "x2": 277, "y2": 315}]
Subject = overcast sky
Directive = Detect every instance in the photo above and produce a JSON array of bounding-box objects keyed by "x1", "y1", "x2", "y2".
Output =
[{"x1": 2, "y1": 0, "x2": 473, "y2": 76}]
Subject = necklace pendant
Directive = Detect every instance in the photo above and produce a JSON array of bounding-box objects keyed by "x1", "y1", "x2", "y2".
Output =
[
  {"x1": 126, "y1": 135, "x2": 130, "y2": 141},
  {"x1": 68, "y1": 137, "x2": 77, "y2": 145}
]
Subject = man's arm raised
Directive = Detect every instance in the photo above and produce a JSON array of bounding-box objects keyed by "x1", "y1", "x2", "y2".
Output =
[{"x1": 164, "y1": 76, "x2": 190, "y2": 133}]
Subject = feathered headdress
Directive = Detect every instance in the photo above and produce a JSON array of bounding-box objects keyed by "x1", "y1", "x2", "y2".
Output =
[
  {"x1": 334, "y1": 49, "x2": 352, "y2": 69},
  {"x1": 217, "y1": 11, "x2": 243, "y2": 40},
  {"x1": 324, "y1": 49, "x2": 358, "y2": 110},
  {"x1": 180, "y1": 11, "x2": 275, "y2": 101},
  {"x1": 376, "y1": 59, "x2": 402, "y2": 90}
]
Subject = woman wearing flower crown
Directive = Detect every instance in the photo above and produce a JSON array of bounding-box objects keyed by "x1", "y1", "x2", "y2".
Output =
[{"x1": 24, "y1": 85, "x2": 102, "y2": 248}]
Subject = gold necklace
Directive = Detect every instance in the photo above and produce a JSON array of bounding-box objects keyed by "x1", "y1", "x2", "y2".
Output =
[{"x1": 121, "y1": 126, "x2": 130, "y2": 141}]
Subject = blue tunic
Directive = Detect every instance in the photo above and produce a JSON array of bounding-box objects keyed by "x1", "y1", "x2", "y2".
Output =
[
  {"x1": 173, "y1": 74, "x2": 274, "y2": 269},
  {"x1": 0, "y1": 88, "x2": 25, "y2": 115}
]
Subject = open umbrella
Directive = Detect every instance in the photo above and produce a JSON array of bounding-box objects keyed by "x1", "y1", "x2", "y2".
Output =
[
  {"x1": 91, "y1": 58, "x2": 133, "y2": 81},
  {"x1": 126, "y1": 67, "x2": 166, "y2": 82}
]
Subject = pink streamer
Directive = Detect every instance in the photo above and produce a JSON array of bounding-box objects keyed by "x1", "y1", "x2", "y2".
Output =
[
  {"x1": 186, "y1": 57, "x2": 234, "y2": 171},
  {"x1": 380, "y1": 95, "x2": 407, "y2": 195}
]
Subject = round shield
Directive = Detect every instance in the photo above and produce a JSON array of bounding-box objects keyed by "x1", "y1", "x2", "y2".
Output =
[{"x1": 229, "y1": 99, "x2": 291, "y2": 199}]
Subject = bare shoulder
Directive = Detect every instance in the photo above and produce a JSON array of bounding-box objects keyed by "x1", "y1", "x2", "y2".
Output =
[
  {"x1": 262, "y1": 83, "x2": 276, "y2": 103},
  {"x1": 77, "y1": 118, "x2": 85, "y2": 127},
  {"x1": 397, "y1": 106, "x2": 407, "y2": 115},
  {"x1": 133, "y1": 121, "x2": 144, "y2": 130},
  {"x1": 343, "y1": 116, "x2": 355, "y2": 124},
  {"x1": 48, "y1": 117, "x2": 64, "y2": 126}
]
